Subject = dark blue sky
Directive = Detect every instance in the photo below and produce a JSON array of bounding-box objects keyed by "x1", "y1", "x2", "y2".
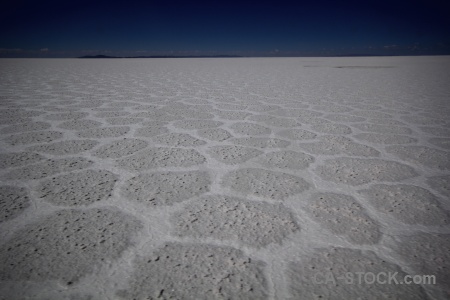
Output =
[{"x1": 1, "y1": 0, "x2": 449, "y2": 57}]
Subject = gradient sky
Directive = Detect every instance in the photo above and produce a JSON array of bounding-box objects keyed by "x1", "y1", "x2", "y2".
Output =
[{"x1": 1, "y1": 0, "x2": 449, "y2": 57}]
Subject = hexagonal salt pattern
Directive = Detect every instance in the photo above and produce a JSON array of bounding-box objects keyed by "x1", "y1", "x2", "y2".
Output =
[
  {"x1": 0, "y1": 186, "x2": 30, "y2": 223},
  {"x1": 310, "y1": 122, "x2": 352, "y2": 134},
  {"x1": 134, "y1": 125, "x2": 169, "y2": 137},
  {"x1": 117, "y1": 242, "x2": 268, "y2": 299},
  {"x1": 173, "y1": 119, "x2": 223, "y2": 130},
  {"x1": 287, "y1": 247, "x2": 426, "y2": 299},
  {"x1": 401, "y1": 114, "x2": 446, "y2": 126},
  {"x1": 57, "y1": 119, "x2": 102, "y2": 130},
  {"x1": 140, "y1": 119, "x2": 170, "y2": 127},
  {"x1": 76, "y1": 126, "x2": 130, "y2": 138},
  {"x1": 298, "y1": 135, "x2": 380, "y2": 156},
  {"x1": 105, "y1": 117, "x2": 143, "y2": 125},
  {"x1": 152, "y1": 133, "x2": 206, "y2": 147},
  {"x1": 257, "y1": 150, "x2": 314, "y2": 170},
  {"x1": 247, "y1": 115, "x2": 299, "y2": 127},
  {"x1": 4, "y1": 131, "x2": 64, "y2": 145},
  {"x1": 0, "y1": 152, "x2": 45, "y2": 169},
  {"x1": 419, "y1": 126, "x2": 450, "y2": 137},
  {"x1": 208, "y1": 145, "x2": 262, "y2": 164},
  {"x1": 222, "y1": 168, "x2": 310, "y2": 200},
  {"x1": 315, "y1": 158, "x2": 418, "y2": 185},
  {"x1": 275, "y1": 128, "x2": 317, "y2": 140},
  {"x1": 0, "y1": 208, "x2": 142, "y2": 284},
  {"x1": 121, "y1": 171, "x2": 211, "y2": 206},
  {"x1": 4, "y1": 157, "x2": 94, "y2": 180},
  {"x1": 46, "y1": 112, "x2": 89, "y2": 121},
  {"x1": 352, "y1": 123, "x2": 412, "y2": 135},
  {"x1": 305, "y1": 192, "x2": 381, "y2": 244},
  {"x1": 229, "y1": 137, "x2": 291, "y2": 148},
  {"x1": 426, "y1": 175, "x2": 450, "y2": 198},
  {"x1": 91, "y1": 138, "x2": 148, "y2": 159},
  {"x1": 229, "y1": 122, "x2": 271, "y2": 135},
  {"x1": 386, "y1": 145, "x2": 450, "y2": 170},
  {"x1": 353, "y1": 132, "x2": 417, "y2": 144},
  {"x1": 0, "y1": 117, "x2": 32, "y2": 125},
  {"x1": 1, "y1": 121, "x2": 51, "y2": 134},
  {"x1": 36, "y1": 170, "x2": 118, "y2": 206},
  {"x1": 169, "y1": 110, "x2": 216, "y2": 120},
  {"x1": 26, "y1": 140, "x2": 99, "y2": 155},
  {"x1": 1, "y1": 57, "x2": 449, "y2": 299},
  {"x1": 349, "y1": 110, "x2": 394, "y2": 119},
  {"x1": 171, "y1": 195, "x2": 299, "y2": 247},
  {"x1": 214, "y1": 110, "x2": 251, "y2": 120},
  {"x1": 428, "y1": 137, "x2": 450, "y2": 150},
  {"x1": 0, "y1": 109, "x2": 43, "y2": 119},
  {"x1": 94, "y1": 111, "x2": 130, "y2": 118},
  {"x1": 358, "y1": 184, "x2": 450, "y2": 226},
  {"x1": 270, "y1": 108, "x2": 321, "y2": 118},
  {"x1": 325, "y1": 113, "x2": 366, "y2": 122},
  {"x1": 116, "y1": 147, "x2": 205, "y2": 171},
  {"x1": 312, "y1": 104, "x2": 352, "y2": 113},
  {"x1": 368, "y1": 118, "x2": 407, "y2": 125},
  {"x1": 196, "y1": 128, "x2": 231, "y2": 141}
]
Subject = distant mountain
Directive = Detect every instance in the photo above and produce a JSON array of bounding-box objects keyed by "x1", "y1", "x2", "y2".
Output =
[
  {"x1": 332, "y1": 53, "x2": 395, "y2": 57},
  {"x1": 78, "y1": 55, "x2": 118, "y2": 58},
  {"x1": 78, "y1": 54, "x2": 243, "y2": 58}
]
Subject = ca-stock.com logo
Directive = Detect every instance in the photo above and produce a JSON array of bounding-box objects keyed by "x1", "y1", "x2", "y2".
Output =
[{"x1": 312, "y1": 271, "x2": 436, "y2": 285}]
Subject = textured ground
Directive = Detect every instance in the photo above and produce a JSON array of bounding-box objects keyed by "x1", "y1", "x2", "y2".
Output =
[{"x1": 0, "y1": 57, "x2": 449, "y2": 299}]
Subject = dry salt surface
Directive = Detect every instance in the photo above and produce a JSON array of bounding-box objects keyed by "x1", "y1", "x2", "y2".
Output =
[{"x1": 0, "y1": 56, "x2": 449, "y2": 299}]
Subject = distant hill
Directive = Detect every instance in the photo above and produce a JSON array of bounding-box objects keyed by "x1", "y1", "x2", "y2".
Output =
[
  {"x1": 333, "y1": 54, "x2": 394, "y2": 57},
  {"x1": 78, "y1": 54, "x2": 243, "y2": 58},
  {"x1": 79, "y1": 55, "x2": 118, "y2": 58}
]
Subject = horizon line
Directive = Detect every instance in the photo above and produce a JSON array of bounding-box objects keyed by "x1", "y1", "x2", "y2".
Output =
[{"x1": 2, "y1": 54, "x2": 449, "y2": 59}]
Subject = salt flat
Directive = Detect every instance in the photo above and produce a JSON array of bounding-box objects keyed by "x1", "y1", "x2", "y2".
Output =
[{"x1": 0, "y1": 56, "x2": 449, "y2": 299}]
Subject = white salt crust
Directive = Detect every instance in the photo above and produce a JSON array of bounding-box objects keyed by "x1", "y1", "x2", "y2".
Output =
[{"x1": 0, "y1": 56, "x2": 449, "y2": 299}]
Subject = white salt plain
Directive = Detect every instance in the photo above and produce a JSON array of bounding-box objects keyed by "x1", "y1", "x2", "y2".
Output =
[{"x1": 0, "y1": 56, "x2": 449, "y2": 299}]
